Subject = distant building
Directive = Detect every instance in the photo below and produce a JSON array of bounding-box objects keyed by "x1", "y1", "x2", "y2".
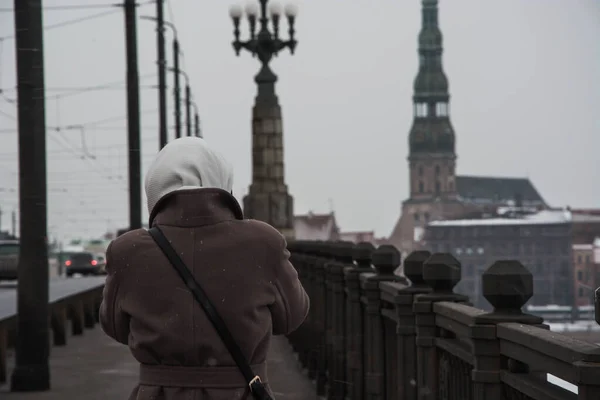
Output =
[
  {"x1": 570, "y1": 209, "x2": 600, "y2": 244},
  {"x1": 423, "y1": 208, "x2": 573, "y2": 309},
  {"x1": 294, "y1": 212, "x2": 340, "y2": 241},
  {"x1": 386, "y1": 0, "x2": 548, "y2": 255},
  {"x1": 339, "y1": 231, "x2": 375, "y2": 244},
  {"x1": 572, "y1": 239, "x2": 600, "y2": 307}
]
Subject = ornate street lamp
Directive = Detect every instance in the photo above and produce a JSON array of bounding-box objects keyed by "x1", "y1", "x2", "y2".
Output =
[
  {"x1": 229, "y1": 0, "x2": 298, "y2": 105},
  {"x1": 227, "y1": 0, "x2": 298, "y2": 240}
]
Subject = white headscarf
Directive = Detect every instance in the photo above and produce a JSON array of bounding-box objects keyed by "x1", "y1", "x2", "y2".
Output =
[{"x1": 144, "y1": 137, "x2": 234, "y2": 217}]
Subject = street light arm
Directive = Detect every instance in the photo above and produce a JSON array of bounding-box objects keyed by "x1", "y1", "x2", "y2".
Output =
[
  {"x1": 141, "y1": 16, "x2": 178, "y2": 38},
  {"x1": 232, "y1": 38, "x2": 258, "y2": 56},
  {"x1": 168, "y1": 67, "x2": 190, "y2": 86}
]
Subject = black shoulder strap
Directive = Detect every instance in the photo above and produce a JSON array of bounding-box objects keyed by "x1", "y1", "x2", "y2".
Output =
[{"x1": 148, "y1": 226, "x2": 271, "y2": 398}]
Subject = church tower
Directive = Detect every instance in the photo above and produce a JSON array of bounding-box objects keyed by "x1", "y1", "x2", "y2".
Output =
[
  {"x1": 388, "y1": 0, "x2": 462, "y2": 255},
  {"x1": 408, "y1": 0, "x2": 457, "y2": 201}
]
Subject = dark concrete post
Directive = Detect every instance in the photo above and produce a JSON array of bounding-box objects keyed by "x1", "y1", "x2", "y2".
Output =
[
  {"x1": 327, "y1": 241, "x2": 354, "y2": 400},
  {"x1": 470, "y1": 261, "x2": 544, "y2": 400},
  {"x1": 344, "y1": 242, "x2": 375, "y2": 400},
  {"x1": 360, "y1": 245, "x2": 407, "y2": 400},
  {"x1": 380, "y1": 250, "x2": 432, "y2": 400},
  {"x1": 595, "y1": 286, "x2": 600, "y2": 325},
  {"x1": 314, "y1": 242, "x2": 333, "y2": 395},
  {"x1": 11, "y1": 0, "x2": 50, "y2": 391},
  {"x1": 286, "y1": 241, "x2": 302, "y2": 356},
  {"x1": 69, "y1": 301, "x2": 85, "y2": 336},
  {"x1": 302, "y1": 242, "x2": 320, "y2": 379},
  {"x1": 0, "y1": 328, "x2": 6, "y2": 384},
  {"x1": 413, "y1": 253, "x2": 468, "y2": 400},
  {"x1": 50, "y1": 307, "x2": 67, "y2": 346}
]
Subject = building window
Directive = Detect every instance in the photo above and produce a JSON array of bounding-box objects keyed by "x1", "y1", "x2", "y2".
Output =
[
  {"x1": 419, "y1": 181, "x2": 424, "y2": 193},
  {"x1": 577, "y1": 270, "x2": 583, "y2": 281},
  {"x1": 577, "y1": 255, "x2": 582, "y2": 264},
  {"x1": 579, "y1": 287, "x2": 585, "y2": 297},
  {"x1": 414, "y1": 213, "x2": 420, "y2": 222},
  {"x1": 435, "y1": 165, "x2": 440, "y2": 176},
  {"x1": 435, "y1": 181, "x2": 441, "y2": 194},
  {"x1": 424, "y1": 212, "x2": 430, "y2": 221},
  {"x1": 455, "y1": 248, "x2": 463, "y2": 255},
  {"x1": 585, "y1": 255, "x2": 591, "y2": 264},
  {"x1": 418, "y1": 166, "x2": 424, "y2": 176},
  {"x1": 477, "y1": 247, "x2": 484, "y2": 255},
  {"x1": 436, "y1": 102, "x2": 449, "y2": 117},
  {"x1": 414, "y1": 103, "x2": 428, "y2": 117}
]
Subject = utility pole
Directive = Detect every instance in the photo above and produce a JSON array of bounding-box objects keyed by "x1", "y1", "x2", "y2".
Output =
[
  {"x1": 194, "y1": 112, "x2": 201, "y2": 137},
  {"x1": 11, "y1": 0, "x2": 50, "y2": 391},
  {"x1": 185, "y1": 84, "x2": 191, "y2": 137},
  {"x1": 173, "y1": 39, "x2": 182, "y2": 139},
  {"x1": 156, "y1": 0, "x2": 168, "y2": 149},
  {"x1": 124, "y1": 0, "x2": 142, "y2": 231}
]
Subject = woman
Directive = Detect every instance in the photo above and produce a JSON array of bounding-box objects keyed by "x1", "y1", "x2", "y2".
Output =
[{"x1": 100, "y1": 137, "x2": 310, "y2": 399}]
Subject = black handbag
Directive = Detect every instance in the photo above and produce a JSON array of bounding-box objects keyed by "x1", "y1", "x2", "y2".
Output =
[{"x1": 148, "y1": 226, "x2": 274, "y2": 400}]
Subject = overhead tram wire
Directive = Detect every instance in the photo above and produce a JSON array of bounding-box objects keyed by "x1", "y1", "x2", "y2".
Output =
[
  {"x1": 0, "y1": 1, "x2": 156, "y2": 41},
  {"x1": 0, "y1": 3, "x2": 123, "y2": 12}
]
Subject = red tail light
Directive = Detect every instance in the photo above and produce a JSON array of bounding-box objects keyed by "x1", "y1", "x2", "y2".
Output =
[
  {"x1": 65, "y1": 260, "x2": 71, "y2": 266},
  {"x1": 91, "y1": 260, "x2": 97, "y2": 266}
]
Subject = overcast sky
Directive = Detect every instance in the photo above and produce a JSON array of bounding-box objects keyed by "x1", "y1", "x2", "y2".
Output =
[{"x1": 0, "y1": 0, "x2": 598, "y2": 242}]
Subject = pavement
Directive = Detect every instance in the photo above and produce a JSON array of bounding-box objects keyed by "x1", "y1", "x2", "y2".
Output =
[{"x1": 0, "y1": 325, "x2": 319, "y2": 399}]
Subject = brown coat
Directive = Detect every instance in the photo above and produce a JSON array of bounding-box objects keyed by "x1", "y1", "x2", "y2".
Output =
[{"x1": 99, "y1": 188, "x2": 309, "y2": 400}]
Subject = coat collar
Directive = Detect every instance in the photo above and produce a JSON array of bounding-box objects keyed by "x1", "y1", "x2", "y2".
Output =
[{"x1": 149, "y1": 188, "x2": 244, "y2": 228}]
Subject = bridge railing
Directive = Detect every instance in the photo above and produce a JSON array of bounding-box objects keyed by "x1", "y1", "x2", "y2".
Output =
[
  {"x1": 287, "y1": 241, "x2": 600, "y2": 400},
  {"x1": 0, "y1": 278, "x2": 105, "y2": 384}
]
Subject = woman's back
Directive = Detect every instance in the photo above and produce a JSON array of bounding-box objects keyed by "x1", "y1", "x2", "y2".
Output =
[{"x1": 99, "y1": 138, "x2": 309, "y2": 399}]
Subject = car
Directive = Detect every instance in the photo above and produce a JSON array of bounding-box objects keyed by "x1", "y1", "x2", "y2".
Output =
[
  {"x1": 64, "y1": 252, "x2": 104, "y2": 277},
  {"x1": 0, "y1": 240, "x2": 19, "y2": 280}
]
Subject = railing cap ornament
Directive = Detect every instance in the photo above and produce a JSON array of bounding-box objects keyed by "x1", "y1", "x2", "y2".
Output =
[
  {"x1": 423, "y1": 252, "x2": 461, "y2": 292},
  {"x1": 404, "y1": 250, "x2": 431, "y2": 286},
  {"x1": 372, "y1": 245, "x2": 401, "y2": 275},
  {"x1": 482, "y1": 260, "x2": 533, "y2": 313},
  {"x1": 334, "y1": 240, "x2": 355, "y2": 263},
  {"x1": 353, "y1": 242, "x2": 375, "y2": 266}
]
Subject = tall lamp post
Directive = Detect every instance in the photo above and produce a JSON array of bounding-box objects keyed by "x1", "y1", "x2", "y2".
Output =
[
  {"x1": 228, "y1": 0, "x2": 298, "y2": 240},
  {"x1": 192, "y1": 102, "x2": 202, "y2": 137},
  {"x1": 168, "y1": 68, "x2": 192, "y2": 137},
  {"x1": 141, "y1": 17, "x2": 182, "y2": 140}
]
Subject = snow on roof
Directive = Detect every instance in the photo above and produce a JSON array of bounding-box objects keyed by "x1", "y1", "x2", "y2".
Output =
[
  {"x1": 428, "y1": 210, "x2": 572, "y2": 227},
  {"x1": 573, "y1": 244, "x2": 594, "y2": 251}
]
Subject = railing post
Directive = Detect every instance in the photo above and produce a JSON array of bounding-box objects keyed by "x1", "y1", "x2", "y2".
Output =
[
  {"x1": 286, "y1": 241, "x2": 306, "y2": 366},
  {"x1": 413, "y1": 253, "x2": 469, "y2": 400},
  {"x1": 305, "y1": 242, "x2": 321, "y2": 380},
  {"x1": 315, "y1": 242, "x2": 334, "y2": 395},
  {"x1": 328, "y1": 241, "x2": 354, "y2": 400},
  {"x1": 595, "y1": 286, "x2": 600, "y2": 325},
  {"x1": 379, "y1": 250, "x2": 432, "y2": 400},
  {"x1": 471, "y1": 261, "x2": 544, "y2": 400},
  {"x1": 360, "y1": 245, "x2": 407, "y2": 400},
  {"x1": 344, "y1": 242, "x2": 375, "y2": 400}
]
